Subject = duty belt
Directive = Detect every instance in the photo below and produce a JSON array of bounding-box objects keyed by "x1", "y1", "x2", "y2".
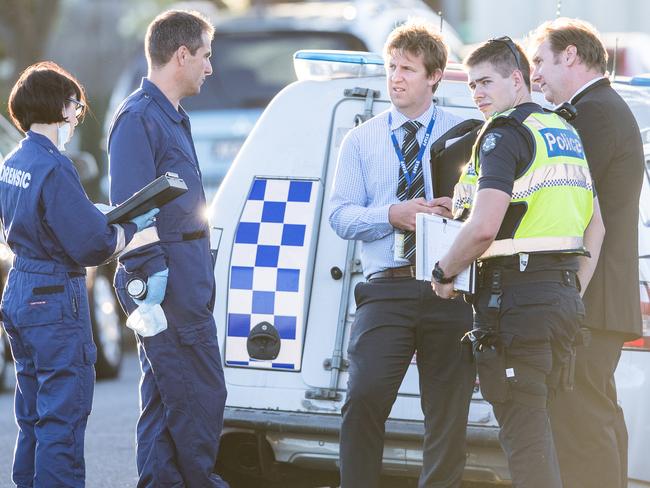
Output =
[{"x1": 477, "y1": 268, "x2": 580, "y2": 291}]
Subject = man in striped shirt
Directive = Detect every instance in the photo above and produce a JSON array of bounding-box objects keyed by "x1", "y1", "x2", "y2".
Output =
[{"x1": 329, "y1": 20, "x2": 475, "y2": 488}]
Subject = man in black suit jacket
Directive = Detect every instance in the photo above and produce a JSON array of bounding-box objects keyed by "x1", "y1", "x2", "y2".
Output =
[{"x1": 530, "y1": 18, "x2": 644, "y2": 488}]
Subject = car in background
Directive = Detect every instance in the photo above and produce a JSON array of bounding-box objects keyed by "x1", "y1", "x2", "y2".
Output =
[
  {"x1": 105, "y1": 0, "x2": 465, "y2": 201},
  {"x1": 0, "y1": 114, "x2": 125, "y2": 390}
]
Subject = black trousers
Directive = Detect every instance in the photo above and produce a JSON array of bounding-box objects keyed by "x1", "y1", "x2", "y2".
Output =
[
  {"x1": 473, "y1": 280, "x2": 584, "y2": 488},
  {"x1": 339, "y1": 278, "x2": 474, "y2": 488},
  {"x1": 549, "y1": 329, "x2": 627, "y2": 488}
]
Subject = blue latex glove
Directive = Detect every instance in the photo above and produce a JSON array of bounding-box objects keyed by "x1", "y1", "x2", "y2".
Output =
[
  {"x1": 134, "y1": 268, "x2": 168, "y2": 306},
  {"x1": 129, "y1": 208, "x2": 159, "y2": 232}
]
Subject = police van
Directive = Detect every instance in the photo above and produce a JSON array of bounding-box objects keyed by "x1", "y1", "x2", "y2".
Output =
[{"x1": 208, "y1": 51, "x2": 650, "y2": 487}]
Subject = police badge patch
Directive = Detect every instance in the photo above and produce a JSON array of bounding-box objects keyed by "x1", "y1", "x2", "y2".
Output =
[{"x1": 481, "y1": 132, "x2": 502, "y2": 153}]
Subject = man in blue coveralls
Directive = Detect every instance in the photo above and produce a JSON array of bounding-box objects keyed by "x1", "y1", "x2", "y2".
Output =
[{"x1": 107, "y1": 10, "x2": 228, "y2": 488}]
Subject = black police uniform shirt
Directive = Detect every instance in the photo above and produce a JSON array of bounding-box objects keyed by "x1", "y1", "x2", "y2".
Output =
[
  {"x1": 0, "y1": 131, "x2": 136, "y2": 267},
  {"x1": 476, "y1": 102, "x2": 582, "y2": 273}
]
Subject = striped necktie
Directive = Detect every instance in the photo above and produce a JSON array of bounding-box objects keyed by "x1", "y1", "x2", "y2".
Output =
[
  {"x1": 396, "y1": 120, "x2": 423, "y2": 201},
  {"x1": 396, "y1": 120, "x2": 423, "y2": 261}
]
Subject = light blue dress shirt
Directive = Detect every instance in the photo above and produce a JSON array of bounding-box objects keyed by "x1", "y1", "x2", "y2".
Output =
[{"x1": 329, "y1": 102, "x2": 463, "y2": 278}]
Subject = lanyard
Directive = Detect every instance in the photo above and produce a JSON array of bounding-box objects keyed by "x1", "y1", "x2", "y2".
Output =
[{"x1": 388, "y1": 109, "x2": 436, "y2": 190}]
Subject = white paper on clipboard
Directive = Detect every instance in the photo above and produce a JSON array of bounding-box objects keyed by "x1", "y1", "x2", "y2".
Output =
[{"x1": 415, "y1": 213, "x2": 476, "y2": 293}]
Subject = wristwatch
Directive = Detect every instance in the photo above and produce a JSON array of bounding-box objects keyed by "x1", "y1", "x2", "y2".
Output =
[{"x1": 432, "y1": 261, "x2": 454, "y2": 284}]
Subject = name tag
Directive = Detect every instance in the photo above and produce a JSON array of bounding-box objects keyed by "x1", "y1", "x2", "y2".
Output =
[{"x1": 394, "y1": 231, "x2": 405, "y2": 260}]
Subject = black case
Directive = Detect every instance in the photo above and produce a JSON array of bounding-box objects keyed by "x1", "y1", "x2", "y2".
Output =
[
  {"x1": 429, "y1": 119, "x2": 483, "y2": 198},
  {"x1": 106, "y1": 172, "x2": 188, "y2": 224}
]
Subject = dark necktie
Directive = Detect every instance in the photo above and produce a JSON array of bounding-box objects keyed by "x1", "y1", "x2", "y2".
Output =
[
  {"x1": 396, "y1": 120, "x2": 423, "y2": 261},
  {"x1": 396, "y1": 120, "x2": 423, "y2": 200}
]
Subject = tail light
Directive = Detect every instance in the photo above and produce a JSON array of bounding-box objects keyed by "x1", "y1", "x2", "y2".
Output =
[{"x1": 624, "y1": 282, "x2": 650, "y2": 350}]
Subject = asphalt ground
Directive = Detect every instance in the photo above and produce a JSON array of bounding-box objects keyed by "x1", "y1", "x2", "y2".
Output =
[
  {"x1": 0, "y1": 354, "x2": 141, "y2": 488},
  {"x1": 0, "y1": 353, "x2": 496, "y2": 488}
]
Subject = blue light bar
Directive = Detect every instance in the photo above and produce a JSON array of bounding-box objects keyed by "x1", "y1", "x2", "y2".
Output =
[
  {"x1": 630, "y1": 75, "x2": 650, "y2": 86},
  {"x1": 293, "y1": 50, "x2": 385, "y2": 81},
  {"x1": 294, "y1": 50, "x2": 384, "y2": 66}
]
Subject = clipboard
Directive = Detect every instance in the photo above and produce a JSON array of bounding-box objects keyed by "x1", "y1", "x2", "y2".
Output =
[
  {"x1": 107, "y1": 172, "x2": 188, "y2": 224},
  {"x1": 415, "y1": 213, "x2": 476, "y2": 293}
]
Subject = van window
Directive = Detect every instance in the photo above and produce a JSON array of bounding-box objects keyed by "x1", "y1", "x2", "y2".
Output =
[{"x1": 183, "y1": 31, "x2": 368, "y2": 111}]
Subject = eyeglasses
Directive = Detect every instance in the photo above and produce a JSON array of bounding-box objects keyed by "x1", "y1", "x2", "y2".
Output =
[
  {"x1": 488, "y1": 36, "x2": 523, "y2": 71},
  {"x1": 66, "y1": 97, "x2": 86, "y2": 119}
]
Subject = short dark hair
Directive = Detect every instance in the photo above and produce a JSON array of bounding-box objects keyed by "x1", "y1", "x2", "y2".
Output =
[
  {"x1": 145, "y1": 9, "x2": 214, "y2": 68},
  {"x1": 384, "y1": 20, "x2": 448, "y2": 94},
  {"x1": 465, "y1": 37, "x2": 532, "y2": 90},
  {"x1": 8, "y1": 61, "x2": 86, "y2": 133}
]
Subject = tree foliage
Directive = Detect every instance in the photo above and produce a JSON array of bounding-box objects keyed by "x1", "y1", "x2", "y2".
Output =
[{"x1": 0, "y1": 0, "x2": 62, "y2": 78}]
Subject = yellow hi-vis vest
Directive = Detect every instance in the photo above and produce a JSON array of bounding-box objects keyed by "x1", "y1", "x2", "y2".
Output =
[{"x1": 452, "y1": 106, "x2": 594, "y2": 259}]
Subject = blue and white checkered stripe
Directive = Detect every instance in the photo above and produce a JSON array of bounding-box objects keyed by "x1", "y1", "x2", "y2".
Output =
[{"x1": 225, "y1": 177, "x2": 318, "y2": 370}]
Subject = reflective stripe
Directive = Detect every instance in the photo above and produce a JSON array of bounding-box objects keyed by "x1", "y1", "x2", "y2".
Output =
[
  {"x1": 452, "y1": 164, "x2": 591, "y2": 212},
  {"x1": 511, "y1": 164, "x2": 592, "y2": 200},
  {"x1": 113, "y1": 224, "x2": 126, "y2": 254},
  {"x1": 481, "y1": 236, "x2": 585, "y2": 258},
  {"x1": 452, "y1": 181, "x2": 475, "y2": 218},
  {"x1": 98, "y1": 224, "x2": 130, "y2": 265},
  {"x1": 523, "y1": 114, "x2": 546, "y2": 130},
  {"x1": 119, "y1": 227, "x2": 160, "y2": 257}
]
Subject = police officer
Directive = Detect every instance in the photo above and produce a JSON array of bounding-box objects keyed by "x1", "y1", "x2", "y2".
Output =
[
  {"x1": 432, "y1": 38, "x2": 605, "y2": 487},
  {"x1": 0, "y1": 61, "x2": 157, "y2": 487},
  {"x1": 107, "y1": 10, "x2": 228, "y2": 488}
]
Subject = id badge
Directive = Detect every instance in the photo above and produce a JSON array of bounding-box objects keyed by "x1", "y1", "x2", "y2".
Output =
[{"x1": 394, "y1": 230, "x2": 405, "y2": 260}]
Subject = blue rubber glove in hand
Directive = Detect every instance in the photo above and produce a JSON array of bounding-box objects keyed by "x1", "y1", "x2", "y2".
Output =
[
  {"x1": 127, "y1": 269, "x2": 169, "y2": 337},
  {"x1": 129, "y1": 208, "x2": 160, "y2": 232},
  {"x1": 134, "y1": 269, "x2": 169, "y2": 306}
]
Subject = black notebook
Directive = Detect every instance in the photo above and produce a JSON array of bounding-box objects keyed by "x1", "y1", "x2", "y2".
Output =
[{"x1": 106, "y1": 172, "x2": 188, "y2": 224}]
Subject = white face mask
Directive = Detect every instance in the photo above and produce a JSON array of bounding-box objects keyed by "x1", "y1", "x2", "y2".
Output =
[{"x1": 56, "y1": 122, "x2": 71, "y2": 151}]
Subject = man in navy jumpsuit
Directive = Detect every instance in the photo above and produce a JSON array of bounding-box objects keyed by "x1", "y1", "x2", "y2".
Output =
[
  {"x1": 107, "y1": 10, "x2": 228, "y2": 487},
  {"x1": 0, "y1": 61, "x2": 156, "y2": 487}
]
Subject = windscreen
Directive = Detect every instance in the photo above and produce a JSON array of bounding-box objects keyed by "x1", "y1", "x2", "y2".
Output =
[{"x1": 183, "y1": 30, "x2": 367, "y2": 111}]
